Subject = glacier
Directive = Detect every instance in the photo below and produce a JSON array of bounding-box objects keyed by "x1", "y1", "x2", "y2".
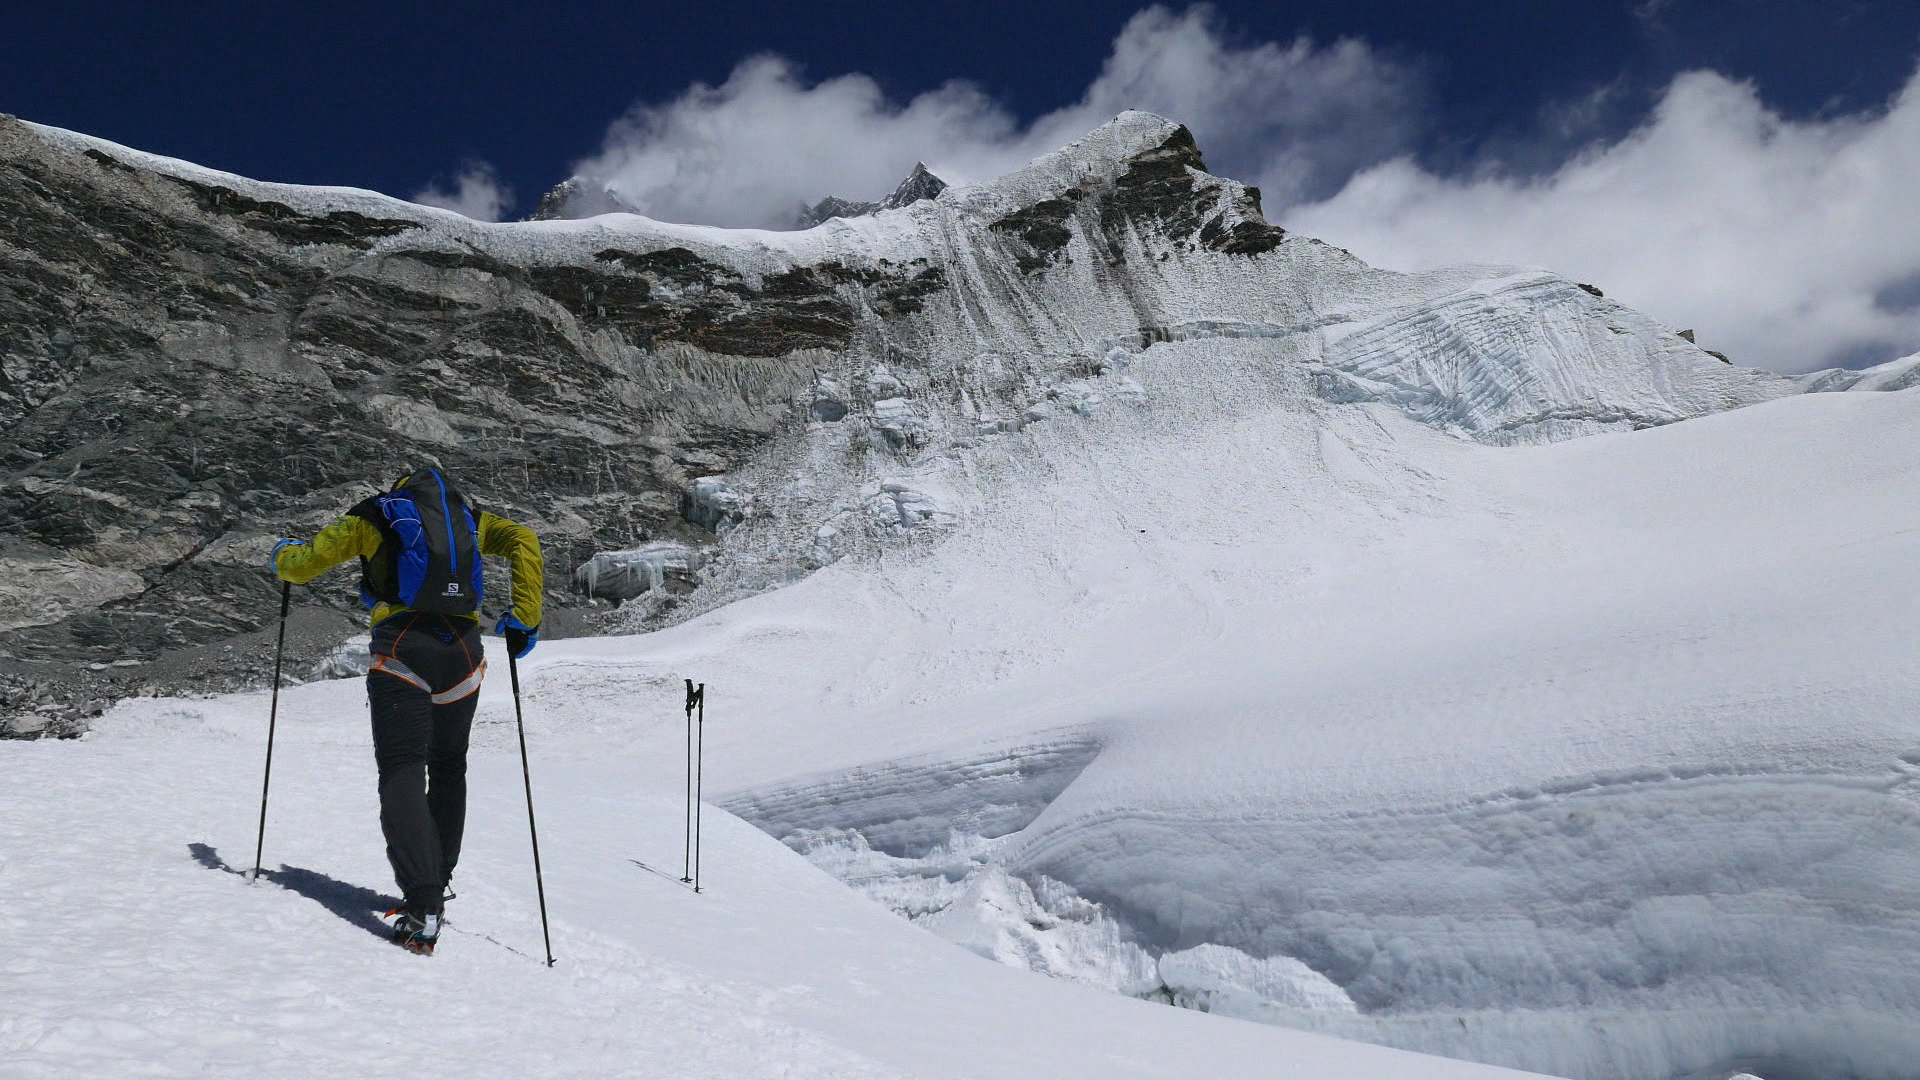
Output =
[{"x1": 699, "y1": 368, "x2": 1920, "y2": 1080}]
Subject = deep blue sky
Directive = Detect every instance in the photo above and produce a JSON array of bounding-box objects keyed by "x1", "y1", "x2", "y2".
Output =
[{"x1": 4, "y1": 1, "x2": 1918, "y2": 217}]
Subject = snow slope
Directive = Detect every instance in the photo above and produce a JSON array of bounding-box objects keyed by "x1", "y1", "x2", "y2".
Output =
[{"x1": 2, "y1": 678, "x2": 1551, "y2": 1080}]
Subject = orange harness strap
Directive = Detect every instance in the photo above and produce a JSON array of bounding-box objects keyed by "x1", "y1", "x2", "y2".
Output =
[{"x1": 370, "y1": 655, "x2": 431, "y2": 693}]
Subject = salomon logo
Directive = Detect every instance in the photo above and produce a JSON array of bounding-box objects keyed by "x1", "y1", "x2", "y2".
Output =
[{"x1": 443, "y1": 583, "x2": 463, "y2": 596}]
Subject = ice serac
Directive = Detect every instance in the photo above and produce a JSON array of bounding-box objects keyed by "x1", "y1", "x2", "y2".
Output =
[{"x1": 1311, "y1": 271, "x2": 1797, "y2": 444}]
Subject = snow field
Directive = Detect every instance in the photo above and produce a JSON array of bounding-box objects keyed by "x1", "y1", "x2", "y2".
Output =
[
  {"x1": 2, "y1": 676, "x2": 1555, "y2": 1080},
  {"x1": 2, "y1": 693, "x2": 891, "y2": 1080}
]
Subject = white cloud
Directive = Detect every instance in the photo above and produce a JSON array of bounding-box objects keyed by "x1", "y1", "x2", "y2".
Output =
[
  {"x1": 1285, "y1": 69, "x2": 1920, "y2": 373},
  {"x1": 563, "y1": 5, "x2": 1420, "y2": 229},
  {"x1": 413, "y1": 161, "x2": 512, "y2": 222},
  {"x1": 1049, "y1": 8, "x2": 1423, "y2": 206},
  {"x1": 547, "y1": 3, "x2": 1920, "y2": 373},
  {"x1": 567, "y1": 56, "x2": 1015, "y2": 229}
]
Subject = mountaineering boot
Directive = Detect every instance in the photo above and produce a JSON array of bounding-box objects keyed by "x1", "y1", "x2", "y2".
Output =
[{"x1": 387, "y1": 907, "x2": 441, "y2": 955}]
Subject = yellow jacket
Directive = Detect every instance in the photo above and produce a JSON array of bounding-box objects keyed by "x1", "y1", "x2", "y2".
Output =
[{"x1": 275, "y1": 510, "x2": 544, "y2": 629}]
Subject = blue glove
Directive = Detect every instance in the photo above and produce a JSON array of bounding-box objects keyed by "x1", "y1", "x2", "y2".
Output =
[
  {"x1": 494, "y1": 613, "x2": 539, "y2": 659},
  {"x1": 269, "y1": 538, "x2": 304, "y2": 579}
]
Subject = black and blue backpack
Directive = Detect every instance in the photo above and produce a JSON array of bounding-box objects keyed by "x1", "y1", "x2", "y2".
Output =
[{"x1": 348, "y1": 469, "x2": 483, "y2": 616}]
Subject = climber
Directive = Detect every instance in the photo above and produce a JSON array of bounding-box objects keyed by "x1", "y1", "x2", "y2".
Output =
[{"x1": 270, "y1": 469, "x2": 543, "y2": 954}]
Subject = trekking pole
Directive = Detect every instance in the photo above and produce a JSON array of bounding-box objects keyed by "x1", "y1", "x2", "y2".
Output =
[
  {"x1": 691, "y1": 681, "x2": 706, "y2": 893},
  {"x1": 248, "y1": 581, "x2": 292, "y2": 883},
  {"x1": 682, "y1": 679, "x2": 697, "y2": 883},
  {"x1": 508, "y1": 652, "x2": 556, "y2": 967},
  {"x1": 687, "y1": 680, "x2": 695, "y2": 883},
  {"x1": 682, "y1": 680, "x2": 705, "y2": 890}
]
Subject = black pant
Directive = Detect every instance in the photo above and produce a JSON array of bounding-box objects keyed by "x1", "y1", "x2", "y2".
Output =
[{"x1": 367, "y1": 613, "x2": 485, "y2": 914}]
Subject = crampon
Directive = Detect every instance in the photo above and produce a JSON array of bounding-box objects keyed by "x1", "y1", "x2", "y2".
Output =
[{"x1": 385, "y1": 907, "x2": 441, "y2": 955}]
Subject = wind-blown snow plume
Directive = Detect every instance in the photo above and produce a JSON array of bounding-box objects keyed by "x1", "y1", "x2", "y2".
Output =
[
  {"x1": 560, "y1": 6, "x2": 1420, "y2": 229},
  {"x1": 412, "y1": 160, "x2": 511, "y2": 222},
  {"x1": 1287, "y1": 68, "x2": 1920, "y2": 373}
]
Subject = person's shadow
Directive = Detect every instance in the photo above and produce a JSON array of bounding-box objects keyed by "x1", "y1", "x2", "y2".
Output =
[{"x1": 188, "y1": 843, "x2": 398, "y2": 941}]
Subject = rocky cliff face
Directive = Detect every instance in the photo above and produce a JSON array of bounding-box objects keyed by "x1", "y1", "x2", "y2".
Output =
[
  {"x1": 0, "y1": 117, "x2": 857, "y2": 732},
  {"x1": 0, "y1": 111, "x2": 1799, "y2": 735}
]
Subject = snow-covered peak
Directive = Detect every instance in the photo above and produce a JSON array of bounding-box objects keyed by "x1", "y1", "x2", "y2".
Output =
[
  {"x1": 525, "y1": 175, "x2": 642, "y2": 221},
  {"x1": 951, "y1": 110, "x2": 1189, "y2": 217},
  {"x1": 884, "y1": 161, "x2": 948, "y2": 207},
  {"x1": 795, "y1": 161, "x2": 951, "y2": 229}
]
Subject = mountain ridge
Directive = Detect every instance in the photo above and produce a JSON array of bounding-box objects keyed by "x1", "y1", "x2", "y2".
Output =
[{"x1": 0, "y1": 109, "x2": 1843, "y2": 735}]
